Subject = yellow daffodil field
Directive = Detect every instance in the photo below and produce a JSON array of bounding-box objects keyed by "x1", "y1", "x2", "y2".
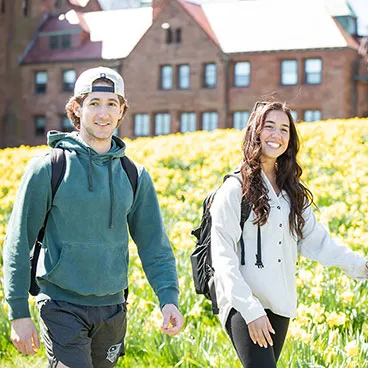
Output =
[{"x1": 0, "y1": 119, "x2": 368, "y2": 367}]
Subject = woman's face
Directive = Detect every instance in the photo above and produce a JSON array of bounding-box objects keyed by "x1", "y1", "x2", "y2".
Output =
[{"x1": 259, "y1": 110, "x2": 290, "y2": 161}]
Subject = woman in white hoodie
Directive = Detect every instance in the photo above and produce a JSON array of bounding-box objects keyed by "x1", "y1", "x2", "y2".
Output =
[{"x1": 210, "y1": 100, "x2": 368, "y2": 367}]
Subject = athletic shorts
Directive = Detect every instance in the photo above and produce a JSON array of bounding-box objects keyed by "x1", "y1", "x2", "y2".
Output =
[{"x1": 38, "y1": 300, "x2": 127, "y2": 368}]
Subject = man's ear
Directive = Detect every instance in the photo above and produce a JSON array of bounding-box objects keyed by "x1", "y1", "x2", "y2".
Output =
[
  {"x1": 71, "y1": 101, "x2": 81, "y2": 117},
  {"x1": 119, "y1": 104, "x2": 125, "y2": 119}
]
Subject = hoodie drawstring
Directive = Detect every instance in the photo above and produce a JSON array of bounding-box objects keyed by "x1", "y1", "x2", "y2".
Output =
[
  {"x1": 88, "y1": 149, "x2": 94, "y2": 192},
  {"x1": 108, "y1": 159, "x2": 114, "y2": 229}
]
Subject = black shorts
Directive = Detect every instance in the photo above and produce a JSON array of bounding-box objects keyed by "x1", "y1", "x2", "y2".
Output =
[{"x1": 38, "y1": 300, "x2": 127, "y2": 368}]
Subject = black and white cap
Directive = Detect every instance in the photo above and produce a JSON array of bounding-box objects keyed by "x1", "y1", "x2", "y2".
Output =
[{"x1": 74, "y1": 66, "x2": 125, "y2": 98}]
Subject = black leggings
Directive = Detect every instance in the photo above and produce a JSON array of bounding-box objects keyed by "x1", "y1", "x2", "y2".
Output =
[{"x1": 225, "y1": 308, "x2": 289, "y2": 368}]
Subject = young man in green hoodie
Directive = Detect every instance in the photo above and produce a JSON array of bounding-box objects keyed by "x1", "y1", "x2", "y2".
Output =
[{"x1": 3, "y1": 66, "x2": 184, "y2": 367}]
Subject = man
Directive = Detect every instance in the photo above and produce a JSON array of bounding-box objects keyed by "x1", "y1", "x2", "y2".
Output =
[{"x1": 3, "y1": 66, "x2": 184, "y2": 367}]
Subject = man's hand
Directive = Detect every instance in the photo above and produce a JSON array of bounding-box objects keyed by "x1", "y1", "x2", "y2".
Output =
[
  {"x1": 161, "y1": 304, "x2": 184, "y2": 336},
  {"x1": 11, "y1": 318, "x2": 40, "y2": 354},
  {"x1": 247, "y1": 315, "x2": 275, "y2": 348}
]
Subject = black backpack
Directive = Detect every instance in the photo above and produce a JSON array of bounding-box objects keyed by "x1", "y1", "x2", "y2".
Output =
[
  {"x1": 29, "y1": 148, "x2": 138, "y2": 296},
  {"x1": 190, "y1": 172, "x2": 263, "y2": 315}
]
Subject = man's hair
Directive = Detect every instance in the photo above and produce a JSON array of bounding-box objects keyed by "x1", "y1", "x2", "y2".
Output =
[
  {"x1": 240, "y1": 100, "x2": 313, "y2": 240},
  {"x1": 65, "y1": 78, "x2": 129, "y2": 130}
]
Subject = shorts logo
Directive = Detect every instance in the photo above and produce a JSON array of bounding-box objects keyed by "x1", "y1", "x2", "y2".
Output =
[{"x1": 106, "y1": 343, "x2": 122, "y2": 363}]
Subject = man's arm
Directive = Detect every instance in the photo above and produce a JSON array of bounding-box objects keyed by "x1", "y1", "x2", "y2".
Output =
[
  {"x1": 127, "y1": 168, "x2": 183, "y2": 333},
  {"x1": 3, "y1": 155, "x2": 52, "y2": 320}
]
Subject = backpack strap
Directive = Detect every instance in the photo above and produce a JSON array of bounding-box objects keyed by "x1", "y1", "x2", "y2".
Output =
[
  {"x1": 224, "y1": 172, "x2": 263, "y2": 267},
  {"x1": 30, "y1": 148, "x2": 66, "y2": 295},
  {"x1": 121, "y1": 156, "x2": 138, "y2": 197},
  {"x1": 120, "y1": 155, "x2": 138, "y2": 302}
]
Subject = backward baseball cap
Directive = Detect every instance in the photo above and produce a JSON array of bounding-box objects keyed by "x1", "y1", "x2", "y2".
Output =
[{"x1": 74, "y1": 66, "x2": 125, "y2": 98}]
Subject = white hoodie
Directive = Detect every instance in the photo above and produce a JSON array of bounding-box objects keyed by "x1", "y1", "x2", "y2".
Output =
[{"x1": 210, "y1": 172, "x2": 367, "y2": 327}]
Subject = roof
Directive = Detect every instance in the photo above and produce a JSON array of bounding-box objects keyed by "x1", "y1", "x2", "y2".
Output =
[
  {"x1": 180, "y1": 0, "x2": 219, "y2": 46},
  {"x1": 322, "y1": 0, "x2": 357, "y2": 17},
  {"x1": 82, "y1": 7, "x2": 152, "y2": 59},
  {"x1": 201, "y1": 0, "x2": 357, "y2": 53},
  {"x1": 21, "y1": 16, "x2": 102, "y2": 64},
  {"x1": 20, "y1": 0, "x2": 359, "y2": 65}
]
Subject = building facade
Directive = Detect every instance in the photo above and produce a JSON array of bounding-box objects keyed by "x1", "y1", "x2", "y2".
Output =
[{"x1": 1, "y1": 0, "x2": 367, "y2": 147}]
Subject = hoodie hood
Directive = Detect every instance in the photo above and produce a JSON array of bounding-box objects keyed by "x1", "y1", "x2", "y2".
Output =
[
  {"x1": 47, "y1": 130, "x2": 127, "y2": 229},
  {"x1": 47, "y1": 130, "x2": 126, "y2": 161}
]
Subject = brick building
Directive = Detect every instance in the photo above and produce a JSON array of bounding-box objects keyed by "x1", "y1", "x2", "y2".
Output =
[{"x1": 1, "y1": 0, "x2": 367, "y2": 147}]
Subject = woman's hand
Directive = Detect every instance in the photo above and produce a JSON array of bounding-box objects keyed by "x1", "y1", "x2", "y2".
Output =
[{"x1": 247, "y1": 315, "x2": 275, "y2": 348}]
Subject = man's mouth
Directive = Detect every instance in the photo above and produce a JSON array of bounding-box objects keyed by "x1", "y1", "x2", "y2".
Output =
[{"x1": 95, "y1": 122, "x2": 109, "y2": 126}]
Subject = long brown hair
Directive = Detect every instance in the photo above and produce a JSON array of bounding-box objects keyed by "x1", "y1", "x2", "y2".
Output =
[{"x1": 240, "y1": 101, "x2": 313, "y2": 240}]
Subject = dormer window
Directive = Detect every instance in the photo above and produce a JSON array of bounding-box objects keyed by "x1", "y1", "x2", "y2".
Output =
[{"x1": 49, "y1": 34, "x2": 71, "y2": 49}]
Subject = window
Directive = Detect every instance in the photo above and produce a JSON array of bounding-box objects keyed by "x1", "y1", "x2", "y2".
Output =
[
  {"x1": 61, "y1": 115, "x2": 74, "y2": 132},
  {"x1": 35, "y1": 71, "x2": 47, "y2": 94},
  {"x1": 34, "y1": 115, "x2": 46, "y2": 136},
  {"x1": 180, "y1": 113, "x2": 196, "y2": 133},
  {"x1": 304, "y1": 110, "x2": 321, "y2": 122},
  {"x1": 304, "y1": 58, "x2": 322, "y2": 84},
  {"x1": 290, "y1": 110, "x2": 298, "y2": 122},
  {"x1": 62, "y1": 70, "x2": 76, "y2": 92},
  {"x1": 134, "y1": 114, "x2": 150, "y2": 136},
  {"x1": 165, "y1": 27, "x2": 181, "y2": 44},
  {"x1": 204, "y1": 63, "x2": 216, "y2": 88},
  {"x1": 49, "y1": 35, "x2": 58, "y2": 49},
  {"x1": 178, "y1": 65, "x2": 190, "y2": 89},
  {"x1": 49, "y1": 34, "x2": 71, "y2": 49},
  {"x1": 155, "y1": 113, "x2": 170, "y2": 135},
  {"x1": 176, "y1": 28, "x2": 182, "y2": 43},
  {"x1": 281, "y1": 60, "x2": 298, "y2": 85},
  {"x1": 23, "y1": 0, "x2": 29, "y2": 16},
  {"x1": 202, "y1": 112, "x2": 218, "y2": 131},
  {"x1": 160, "y1": 65, "x2": 172, "y2": 90},
  {"x1": 233, "y1": 111, "x2": 249, "y2": 130},
  {"x1": 234, "y1": 62, "x2": 250, "y2": 87},
  {"x1": 61, "y1": 34, "x2": 71, "y2": 48},
  {"x1": 166, "y1": 28, "x2": 172, "y2": 44}
]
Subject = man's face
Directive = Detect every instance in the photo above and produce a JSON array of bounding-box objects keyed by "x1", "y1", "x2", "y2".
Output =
[{"x1": 73, "y1": 82, "x2": 124, "y2": 143}]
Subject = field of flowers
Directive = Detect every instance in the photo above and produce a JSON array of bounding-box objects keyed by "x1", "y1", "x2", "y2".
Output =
[{"x1": 0, "y1": 118, "x2": 368, "y2": 367}]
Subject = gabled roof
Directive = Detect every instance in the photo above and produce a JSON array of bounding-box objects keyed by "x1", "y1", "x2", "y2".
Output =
[
  {"x1": 201, "y1": 0, "x2": 358, "y2": 53},
  {"x1": 179, "y1": 0, "x2": 219, "y2": 46},
  {"x1": 20, "y1": 16, "x2": 102, "y2": 64},
  {"x1": 82, "y1": 7, "x2": 152, "y2": 59}
]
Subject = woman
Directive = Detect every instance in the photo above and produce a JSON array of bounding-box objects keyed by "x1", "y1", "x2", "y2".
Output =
[{"x1": 210, "y1": 100, "x2": 368, "y2": 367}]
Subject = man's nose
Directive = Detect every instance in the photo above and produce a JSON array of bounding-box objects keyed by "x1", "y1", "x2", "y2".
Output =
[{"x1": 98, "y1": 105, "x2": 109, "y2": 118}]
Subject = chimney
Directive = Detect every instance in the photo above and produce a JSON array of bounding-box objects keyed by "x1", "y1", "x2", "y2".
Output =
[{"x1": 152, "y1": 0, "x2": 170, "y2": 21}]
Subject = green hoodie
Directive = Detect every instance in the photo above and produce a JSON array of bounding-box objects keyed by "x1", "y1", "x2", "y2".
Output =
[{"x1": 3, "y1": 131, "x2": 179, "y2": 320}]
